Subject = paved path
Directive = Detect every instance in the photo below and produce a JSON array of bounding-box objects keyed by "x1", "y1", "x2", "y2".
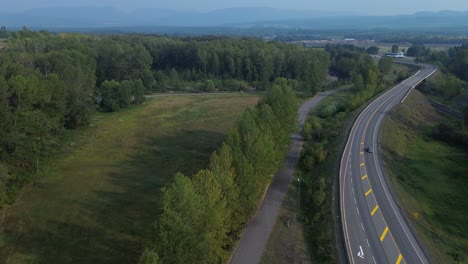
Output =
[{"x1": 229, "y1": 88, "x2": 342, "y2": 264}]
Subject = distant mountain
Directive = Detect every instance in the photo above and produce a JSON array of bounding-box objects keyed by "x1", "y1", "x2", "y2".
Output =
[
  {"x1": 0, "y1": 6, "x2": 358, "y2": 28},
  {"x1": 236, "y1": 10, "x2": 468, "y2": 30},
  {"x1": 0, "y1": 7, "x2": 467, "y2": 30}
]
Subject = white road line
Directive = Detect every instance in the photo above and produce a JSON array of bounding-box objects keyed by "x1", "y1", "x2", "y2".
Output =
[
  {"x1": 354, "y1": 197, "x2": 357, "y2": 204},
  {"x1": 371, "y1": 81, "x2": 431, "y2": 263},
  {"x1": 360, "y1": 66, "x2": 435, "y2": 263},
  {"x1": 366, "y1": 238, "x2": 370, "y2": 247},
  {"x1": 361, "y1": 222, "x2": 365, "y2": 231},
  {"x1": 352, "y1": 187, "x2": 355, "y2": 194},
  {"x1": 357, "y1": 207, "x2": 360, "y2": 216},
  {"x1": 373, "y1": 256, "x2": 377, "y2": 264}
]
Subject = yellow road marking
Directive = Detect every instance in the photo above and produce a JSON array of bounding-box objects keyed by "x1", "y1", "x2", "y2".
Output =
[
  {"x1": 360, "y1": 163, "x2": 365, "y2": 167},
  {"x1": 360, "y1": 151, "x2": 364, "y2": 155},
  {"x1": 380, "y1": 226, "x2": 389, "y2": 241},
  {"x1": 361, "y1": 141, "x2": 364, "y2": 145},
  {"x1": 371, "y1": 205, "x2": 379, "y2": 216},
  {"x1": 365, "y1": 189, "x2": 372, "y2": 196},
  {"x1": 361, "y1": 174, "x2": 368, "y2": 180},
  {"x1": 396, "y1": 254, "x2": 403, "y2": 264}
]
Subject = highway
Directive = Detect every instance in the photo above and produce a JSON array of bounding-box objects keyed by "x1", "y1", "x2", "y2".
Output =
[{"x1": 340, "y1": 63, "x2": 437, "y2": 264}]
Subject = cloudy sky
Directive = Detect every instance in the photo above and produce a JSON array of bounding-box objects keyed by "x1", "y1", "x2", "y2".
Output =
[{"x1": 2, "y1": 0, "x2": 468, "y2": 15}]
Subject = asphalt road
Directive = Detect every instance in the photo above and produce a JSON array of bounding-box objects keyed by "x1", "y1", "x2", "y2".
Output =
[
  {"x1": 340, "y1": 64, "x2": 437, "y2": 264},
  {"x1": 229, "y1": 88, "x2": 341, "y2": 264}
]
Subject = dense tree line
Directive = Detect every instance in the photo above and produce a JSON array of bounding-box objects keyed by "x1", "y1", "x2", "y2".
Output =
[
  {"x1": 366, "y1": 46, "x2": 379, "y2": 55},
  {"x1": 445, "y1": 44, "x2": 468, "y2": 82},
  {"x1": 0, "y1": 29, "x2": 330, "y2": 207},
  {"x1": 139, "y1": 80, "x2": 298, "y2": 264},
  {"x1": 326, "y1": 44, "x2": 386, "y2": 108},
  {"x1": 409, "y1": 44, "x2": 468, "y2": 153},
  {"x1": 408, "y1": 44, "x2": 468, "y2": 104},
  {"x1": 0, "y1": 30, "x2": 149, "y2": 205},
  {"x1": 140, "y1": 37, "x2": 329, "y2": 94},
  {"x1": 408, "y1": 43, "x2": 468, "y2": 83}
]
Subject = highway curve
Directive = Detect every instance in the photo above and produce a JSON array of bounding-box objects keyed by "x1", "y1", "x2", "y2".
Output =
[{"x1": 340, "y1": 63, "x2": 437, "y2": 264}]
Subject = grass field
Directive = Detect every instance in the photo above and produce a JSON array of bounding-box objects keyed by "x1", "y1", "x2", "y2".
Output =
[
  {"x1": 381, "y1": 90, "x2": 468, "y2": 263},
  {"x1": 0, "y1": 94, "x2": 259, "y2": 264},
  {"x1": 260, "y1": 178, "x2": 311, "y2": 264}
]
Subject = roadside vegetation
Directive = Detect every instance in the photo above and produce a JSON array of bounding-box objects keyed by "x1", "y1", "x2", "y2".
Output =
[
  {"x1": 260, "y1": 182, "x2": 311, "y2": 264},
  {"x1": 0, "y1": 94, "x2": 259, "y2": 263},
  {"x1": 260, "y1": 44, "x2": 416, "y2": 263},
  {"x1": 299, "y1": 46, "x2": 419, "y2": 263},
  {"x1": 379, "y1": 43, "x2": 468, "y2": 263},
  {"x1": 139, "y1": 80, "x2": 298, "y2": 264},
  {"x1": 381, "y1": 90, "x2": 468, "y2": 263}
]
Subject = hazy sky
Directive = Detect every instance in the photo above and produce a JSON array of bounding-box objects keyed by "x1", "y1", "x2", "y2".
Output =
[{"x1": 2, "y1": 0, "x2": 468, "y2": 15}]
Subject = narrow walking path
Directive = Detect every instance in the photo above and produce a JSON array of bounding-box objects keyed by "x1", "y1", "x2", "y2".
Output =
[{"x1": 229, "y1": 88, "x2": 341, "y2": 264}]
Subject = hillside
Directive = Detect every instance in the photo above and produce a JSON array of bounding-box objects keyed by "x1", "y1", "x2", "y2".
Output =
[{"x1": 381, "y1": 90, "x2": 468, "y2": 263}]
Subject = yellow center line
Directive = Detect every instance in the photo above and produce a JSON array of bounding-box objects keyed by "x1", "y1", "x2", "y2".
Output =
[
  {"x1": 361, "y1": 174, "x2": 368, "y2": 180},
  {"x1": 396, "y1": 254, "x2": 403, "y2": 264},
  {"x1": 360, "y1": 163, "x2": 365, "y2": 167},
  {"x1": 380, "y1": 226, "x2": 389, "y2": 241},
  {"x1": 360, "y1": 151, "x2": 364, "y2": 155},
  {"x1": 371, "y1": 205, "x2": 379, "y2": 216},
  {"x1": 365, "y1": 189, "x2": 372, "y2": 196},
  {"x1": 361, "y1": 141, "x2": 364, "y2": 145}
]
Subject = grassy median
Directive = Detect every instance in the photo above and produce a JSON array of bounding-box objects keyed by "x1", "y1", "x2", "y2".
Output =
[{"x1": 0, "y1": 94, "x2": 259, "y2": 264}]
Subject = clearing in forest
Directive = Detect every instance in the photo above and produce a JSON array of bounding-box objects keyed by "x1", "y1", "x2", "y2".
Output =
[{"x1": 0, "y1": 94, "x2": 259, "y2": 264}]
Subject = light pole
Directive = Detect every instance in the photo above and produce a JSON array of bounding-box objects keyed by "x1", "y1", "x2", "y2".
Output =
[{"x1": 297, "y1": 176, "x2": 301, "y2": 220}]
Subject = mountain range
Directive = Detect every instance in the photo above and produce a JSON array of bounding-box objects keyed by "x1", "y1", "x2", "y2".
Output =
[{"x1": 0, "y1": 7, "x2": 468, "y2": 30}]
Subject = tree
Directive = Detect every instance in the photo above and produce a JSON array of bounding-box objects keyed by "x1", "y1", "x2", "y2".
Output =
[
  {"x1": 209, "y1": 144, "x2": 241, "y2": 237},
  {"x1": 99, "y1": 80, "x2": 121, "y2": 112},
  {"x1": 407, "y1": 44, "x2": 427, "y2": 57},
  {"x1": 47, "y1": 49, "x2": 96, "y2": 129},
  {"x1": 192, "y1": 170, "x2": 230, "y2": 263},
  {"x1": 202, "y1": 79, "x2": 215, "y2": 92},
  {"x1": 138, "y1": 249, "x2": 160, "y2": 264},
  {"x1": 352, "y1": 74, "x2": 365, "y2": 93},
  {"x1": 378, "y1": 57, "x2": 393, "y2": 74},
  {"x1": 118, "y1": 80, "x2": 133, "y2": 108},
  {"x1": 131, "y1": 79, "x2": 146, "y2": 105},
  {"x1": 391, "y1": 44, "x2": 399, "y2": 53},
  {"x1": 154, "y1": 173, "x2": 203, "y2": 264},
  {"x1": 366, "y1": 46, "x2": 379, "y2": 55}
]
